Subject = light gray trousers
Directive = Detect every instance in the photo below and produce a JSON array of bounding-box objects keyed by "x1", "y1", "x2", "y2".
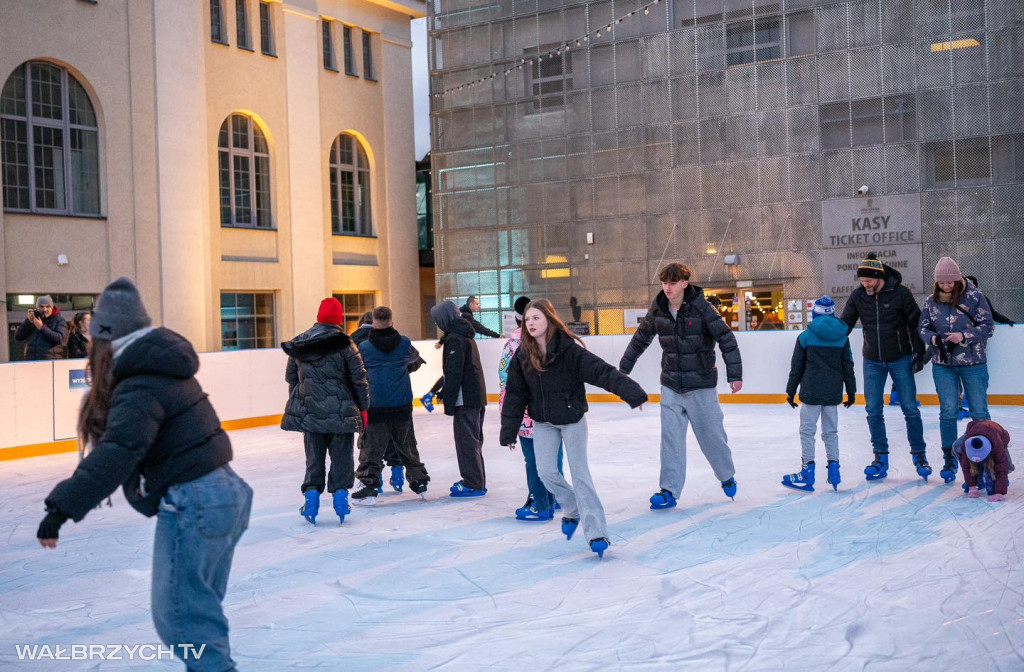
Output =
[
  {"x1": 533, "y1": 418, "x2": 607, "y2": 542},
  {"x1": 799, "y1": 404, "x2": 840, "y2": 464},
  {"x1": 660, "y1": 386, "x2": 735, "y2": 497}
]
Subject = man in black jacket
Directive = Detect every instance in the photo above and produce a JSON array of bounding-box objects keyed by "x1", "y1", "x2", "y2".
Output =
[
  {"x1": 840, "y1": 252, "x2": 929, "y2": 481},
  {"x1": 619, "y1": 263, "x2": 743, "y2": 508},
  {"x1": 15, "y1": 295, "x2": 67, "y2": 360},
  {"x1": 460, "y1": 295, "x2": 501, "y2": 338},
  {"x1": 431, "y1": 300, "x2": 489, "y2": 497},
  {"x1": 282, "y1": 298, "x2": 369, "y2": 524}
]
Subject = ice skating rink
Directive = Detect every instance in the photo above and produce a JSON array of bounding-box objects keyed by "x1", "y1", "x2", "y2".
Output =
[{"x1": 2, "y1": 403, "x2": 1022, "y2": 671}]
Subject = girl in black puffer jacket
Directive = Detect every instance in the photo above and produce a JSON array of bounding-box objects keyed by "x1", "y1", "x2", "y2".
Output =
[
  {"x1": 500, "y1": 299, "x2": 647, "y2": 558},
  {"x1": 38, "y1": 277, "x2": 252, "y2": 672}
]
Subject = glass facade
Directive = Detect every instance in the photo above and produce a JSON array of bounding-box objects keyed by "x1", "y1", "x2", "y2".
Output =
[{"x1": 428, "y1": 0, "x2": 1024, "y2": 334}]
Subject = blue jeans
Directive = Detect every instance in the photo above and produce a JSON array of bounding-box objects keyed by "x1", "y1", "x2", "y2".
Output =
[
  {"x1": 152, "y1": 465, "x2": 252, "y2": 672},
  {"x1": 933, "y1": 363, "x2": 990, "y2": 448},
  {"x1": 863, "y1": 356, "x2": 926, "y2": 455},
  {"x1": 520, "y1": 436, "x2": 562, "y2": 510}
]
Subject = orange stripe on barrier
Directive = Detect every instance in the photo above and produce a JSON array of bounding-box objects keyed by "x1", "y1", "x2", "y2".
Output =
[
  {"x1": 0, "y1": 440, "x2": 78, "y2": 461},
  {"x1": 220, "y1": 414, "x2": 283, "y2": 431}
]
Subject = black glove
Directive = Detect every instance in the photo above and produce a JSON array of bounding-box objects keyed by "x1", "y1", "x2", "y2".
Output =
[
  {"x1": 911, "y1": 352, "x2": 927, "y2": 373},
  {"x1": 37, "y1": 508, "x2": 68, "y2": 541},
  {"x1": 786, "y1": 395, "x2": 798, "y2": 409},
  {"x1": 843, "y1": 394, "x2": 855, "y2": 408}
]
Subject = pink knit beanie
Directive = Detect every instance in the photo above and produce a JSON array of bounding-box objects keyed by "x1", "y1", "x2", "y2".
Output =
[{"x1": 934, "y1": 257, "x2": 962, "y2": 283}]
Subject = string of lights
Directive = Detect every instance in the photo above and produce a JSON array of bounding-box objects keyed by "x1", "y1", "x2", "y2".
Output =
[{"x1": 431, "y1": 0, "x2": 663, "y2": 100}]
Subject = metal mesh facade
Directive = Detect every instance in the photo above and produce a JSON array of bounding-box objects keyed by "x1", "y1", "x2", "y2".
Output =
[{"x1": 428, "y1": 0, "x2": 1024, "y2": 334}]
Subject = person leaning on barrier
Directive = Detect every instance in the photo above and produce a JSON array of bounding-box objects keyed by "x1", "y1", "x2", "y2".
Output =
[{"x1": 15, "y1": 295, "x2": 68, "y2": 360}]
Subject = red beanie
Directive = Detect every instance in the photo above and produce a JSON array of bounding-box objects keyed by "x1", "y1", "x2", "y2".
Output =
[{"x1": 317, "y1": 298, "x2": 344, "y2": 325}]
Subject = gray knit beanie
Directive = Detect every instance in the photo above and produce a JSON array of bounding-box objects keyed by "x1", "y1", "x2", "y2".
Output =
[{"x1": 90, "y1": 277, "x2": 151, "y2": 340}]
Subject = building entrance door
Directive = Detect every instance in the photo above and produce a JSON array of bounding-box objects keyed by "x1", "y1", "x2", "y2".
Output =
[{"x1": 704, "y1": 286, "x2": 785, "y2": 331}]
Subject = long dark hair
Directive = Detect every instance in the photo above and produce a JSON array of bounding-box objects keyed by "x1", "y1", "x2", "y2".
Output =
[
  {"x1": 519, "y1": 299, "x2": 584, "y2": 372},
  {"x1": 931, "y1": 278, "x2": 966, "y2": 304},
  {"x1": 70, "y1": 312, "x2": 90, "y2": 336},
  {"x1": 78, "y1": 339, "x2": 115, "y2": 448}
]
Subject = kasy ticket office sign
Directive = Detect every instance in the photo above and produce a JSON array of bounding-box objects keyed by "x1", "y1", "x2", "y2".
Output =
[{"x1": 821, "y1": 194, "x2": 925, "y2": 297}]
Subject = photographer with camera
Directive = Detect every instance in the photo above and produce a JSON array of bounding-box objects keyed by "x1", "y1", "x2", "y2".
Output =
[
  {"x1": 918, "y1": 257, "x2": 995, "y2": 485},
  {"x1": 14, "y1": 295, "x2": 68, "y2": 360}
]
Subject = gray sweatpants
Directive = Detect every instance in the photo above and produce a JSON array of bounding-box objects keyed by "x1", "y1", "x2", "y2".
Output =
[
  {"x1": 533, "y1": 418, "x2": 607, "y2": 542},
  {"x1": 660, "y1": 386, "x2": 735, "y2": 497},
  {"x1": 799, "y1": 404, "x2": 839, "y2": 464}
]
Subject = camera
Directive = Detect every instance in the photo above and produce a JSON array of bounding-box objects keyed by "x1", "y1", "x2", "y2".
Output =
[
  {"x1": 32, "y1": 309, "x2": 43, "y2": 319},
  {"x1": 857, "y1": 185, "x2": 870, "y2": 196}
]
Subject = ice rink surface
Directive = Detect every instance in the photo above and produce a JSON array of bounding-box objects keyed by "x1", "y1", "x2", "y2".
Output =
[{"x1": 2, "y1": 403, "x2": 1022, "y2": 671}]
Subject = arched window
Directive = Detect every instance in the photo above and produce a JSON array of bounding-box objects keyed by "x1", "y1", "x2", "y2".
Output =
[
  {"x1": 1, "y1": 62, "x2": 100, "y2": 215},
  {"x1": 329, "y1": 134, "x2": 371, "y2": 236},
  {"x1": 218, "y1": 113, "x2": 272, "y2": 228}
]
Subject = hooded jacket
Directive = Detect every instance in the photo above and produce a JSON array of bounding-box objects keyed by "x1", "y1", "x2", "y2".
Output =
[
  {"x1": 350, "y1": 323, "x2": 373, "y2": 347},
  {"x1": 281, "y1": 323, "x2": 369, "y2": 434},
  {"x1": 840, "y1": 264, "x2": 925, "y2": 362},
  {"x1": 45, "y1": 328, "x2": 233, "y2": 520},
  {"x1": 619, "y1": 284, "x2": 742, "y2": 393},
  {"x1": 500, "y1": 330, "x2": 648, "y2": 445},
  {"x1": 359, "y1": 326, "x2": 424, "y2": 421},
  {"x1": 786, "y1": 314, "x2": 857, "y2": 406},
  {"x1": 954, "y1": 420, "x2": 1014, "y2": 495},
  {"x1": 431, "y1": 302, "x2": 487, "y2": 413},
  {"x1": 15, "y1": 307, "x2": 68, "y2": 360},
  {"x1": 918, "y1": 280, "x2": 994, "y2": 367}
]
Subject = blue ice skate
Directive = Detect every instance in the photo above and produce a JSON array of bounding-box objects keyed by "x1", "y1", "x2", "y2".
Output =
[
  {"x1": 420, "y1": 392, "x2": 435, "y2": 412},
  {"x1": 864, "y1": 453, "x2": 889, "y2": 481},
  {"x1": 912, "y1": 452, "x2": 932, "y2": 481},
  {"x1": 300, "y1": 489, "x2": 320, "y2": 525},
  {"x1": 333, "y1": 490, "x2": 350, "y2": 524},
  {"x1": 390, "y1": 466, "x2": 405, "y2": 493},
  {"x1": 781, "y1": 461, "x2": 815, "y2": 492},
  {"x1": 561, "y1": 517, "x2": 579, "y2": 541},
  {"x1": 721, "y1": 477, "x2": 737, "y2": 500},
  {"x1": 649, "y1": 489, "x2": 677, "y2": 509},
  {"x1": 826, "y1": 460, "x2": 841, "y2": 491},
  {"x1": 589, "y1": 538, "x2": 609, "y2": 559},
  {"x1": 940, "y1": 447, "x2": 958, "y2": 484},
  {"x1": 516, "y1": 503, "x2": 553, "y2": 521},
  {"x1": 450, "y1": 481, "x2": 487, "y2": 498}
]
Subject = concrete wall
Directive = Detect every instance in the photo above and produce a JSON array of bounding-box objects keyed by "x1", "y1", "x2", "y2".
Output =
[{"x1": 3, "y1": 326, "x2": 1021, "y2": 458}]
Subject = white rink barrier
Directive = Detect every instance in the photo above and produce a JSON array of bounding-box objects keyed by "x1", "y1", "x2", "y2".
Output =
[{"x1": 1, "y1": 326, "x2": 1020, "y2": 458}]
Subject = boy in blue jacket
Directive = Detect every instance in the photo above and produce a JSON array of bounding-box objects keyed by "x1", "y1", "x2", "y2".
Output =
[
  {"x1": 783, "y1": 296, "x2": 857, "y2": 491},
  {"x1": 351, "y1": 306, "x2": 430, "y2": 503}
]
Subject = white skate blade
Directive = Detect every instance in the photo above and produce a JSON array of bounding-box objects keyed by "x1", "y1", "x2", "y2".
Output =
[{"x1": 352, "y1": 497, "x2": 376, "y2": 507}]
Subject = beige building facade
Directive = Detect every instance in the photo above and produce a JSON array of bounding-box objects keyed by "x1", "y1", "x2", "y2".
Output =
[{"x1": 1, "y1": 0, "x2": 425, "y2": 362}]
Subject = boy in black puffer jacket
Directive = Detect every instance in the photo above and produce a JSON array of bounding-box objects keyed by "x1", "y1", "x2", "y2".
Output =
[
  {"x1": 282, "y1": 298, "x2": 369, "y2": 525},
  {"x1": 430, "y1": 300, "x2": 489, "y2": 497},
  {"x1": 782, "y1": 296, "x2": 857, "y2": 492},
  {"x1": 619, "y1": 262, "x2": 743, "y2": 509}
]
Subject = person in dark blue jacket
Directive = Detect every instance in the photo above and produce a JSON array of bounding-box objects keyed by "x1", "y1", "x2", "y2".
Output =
[
  {"x1": 351, "y1": 306, "x2": 430, "y2": 503},
  {"x1": 37, "y1": 277, "x2": 252, "y2": 672},
  {"x1": 783, "y1": 296, "x2": 857, "y2": 492}
]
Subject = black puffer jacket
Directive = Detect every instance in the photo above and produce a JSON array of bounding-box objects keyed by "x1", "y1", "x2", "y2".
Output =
[
  {"x1": 45, "y1": 328, "x2": 233, "y2": 520},
  {"x1": 840, "y1": 265, "x2": 924, "y2": 362},
  {"x1": 431, "y1": 302, "x2": 487, "y2": 414},
  {"x1": 501, "y1": 330, "x2": 647, "y2": 445},
  {"x1": 619, "y1": 285, "x2": 742, "y2": 393},
  {"x1": 281, "y1": 323, "x2": 369, "y2": 434},
  {"x1": 350, "y1": 324, "x2": 372, "y2": 346},
  {"x1": 15, "y1": 309, "x2": 68, "y2": 360}
]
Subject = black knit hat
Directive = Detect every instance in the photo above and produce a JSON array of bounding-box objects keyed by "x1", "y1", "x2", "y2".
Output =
[
  {"x1": 513, "y1": 296, "x2": 531, "y2": 325},
  {"x1": 856, "y1": 253, "x2": 885, "y2": 279},
  {"x1": 90, "y1": 277, "x2": 152, "y2": 340}
]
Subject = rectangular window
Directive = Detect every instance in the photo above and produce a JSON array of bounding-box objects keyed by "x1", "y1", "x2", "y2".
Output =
[
  {"x1": 526, "y1": 47, "x2": 572, "y2": 114},
  {"x1": 33, "y1": 126, "x2": 66, "y2": 210},
  {"x1": 362, "y1": 30, "x2": 376, "y2": 81},
  {"x1": 726, "y1": 17, "x2": 782, "y2": 66},
  {"x1": 821, "y1": 95, "x2": 917, "y2": 150},
  {"x1": 236, "y1": 0, "x2": 252, "y2": 49},
  {"x1": 259, "y1": 1, "x2": 275, "y2": 55},
  {"x1": 333, "y1": 292, "x2": 376, "y2": 334},
  {"x1": 221, "y1": 292, "x2": 275, "y2": 350},
  {"x1": 786, "y1": 11, "x2": 815, "y2": 57},
  {"x1": 925, "y1": 137, "x2": 991, "y2": 188},
  {"x1": 1, "y1": 118, "x2": 30, "y2": 210},
  {"x1": 344, "y1": 26, "x2": 357, "y2": 76},
  {"x1": 211, "y1": 0, "x2": 227, "y2": 43},
  {"x1": 883, "y1": 95, "x2": 916, "y2": 143},
  {"x1": 322, "y1": 19, "x2": 337, "y2": 70}
]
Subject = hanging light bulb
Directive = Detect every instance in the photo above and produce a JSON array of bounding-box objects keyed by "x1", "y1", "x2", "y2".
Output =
[
  {"x1": 575, "y1": 39, "x2": 581, "y2": 46},
  {"x1": 644, "y1": 6, "x2": 649, "y2": 14}
]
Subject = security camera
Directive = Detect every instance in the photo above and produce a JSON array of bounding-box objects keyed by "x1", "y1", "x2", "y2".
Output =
[
  {"x1": 857, "y1": 185, "x2": 870, "y2": 196},
  {"x1": 57, "y1": 254, "x2": 69, "y2": 267}
]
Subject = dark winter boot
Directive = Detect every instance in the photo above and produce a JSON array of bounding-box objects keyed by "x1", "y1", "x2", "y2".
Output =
[
  {"x1": 300, "y1": 489, "x2": 320, "y2": 525},
  {"x1": 351, "y1": 482, "x2": 378, "y2": 506},
  {"x1": 781, "y1": 461, "x2": 815, "y2": 492},
  {"x1": 333, "y1": 490, "x2": 350, "y2": 524},
  {"x1": 912, "y1": 452, "x2": 932, "y2": 481},
  {"x1": 864, "y1": 453, "x2": 889, "y2": 481},
  {"x1": 826, "y1": 460, "x2": 841, "y2": 491},
  {"x1": 940, "y1": 447, "x2": 958, "y2": 484},
  {"x1": 721, "y1": 477, "x2": 738, "y2": 500},
  {"x1": 409, "y1": 480, "x2": 428, "y2": 499},
  {"x1": 561, "y1": 517, "x2": 579, "y2": 541}
]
